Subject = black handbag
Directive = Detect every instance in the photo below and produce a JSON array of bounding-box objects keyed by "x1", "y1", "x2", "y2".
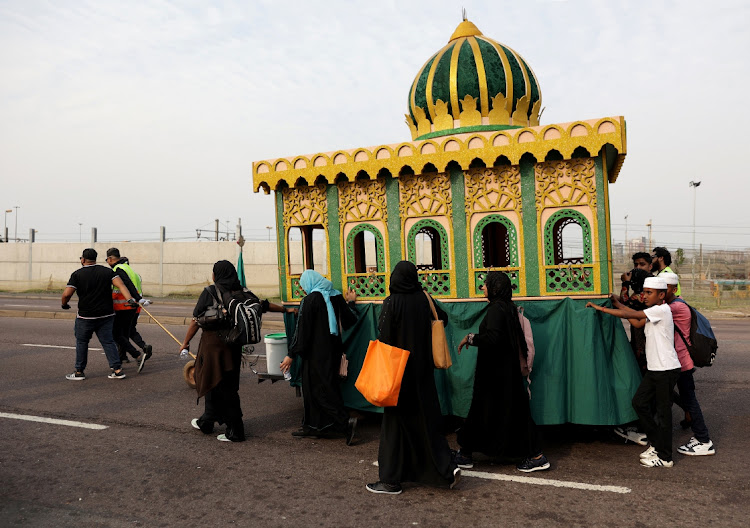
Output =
[{"x1": 195, "y1": 286, "x2": 229, "y2": 330}]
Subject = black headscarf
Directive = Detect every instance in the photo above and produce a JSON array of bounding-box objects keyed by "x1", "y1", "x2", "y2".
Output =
[
  {"x1": 483, "y1": 271, "x2": 513, "y2": 303},
  {"x1": 389, "y1": 261, "x2": 424, "y2": 294},
  {"x1": 484, "y1": 271, "x2": 527, "y2": 358},
  {"x1": 213, "y1": 260, "x2": 242, "y2": 292}
]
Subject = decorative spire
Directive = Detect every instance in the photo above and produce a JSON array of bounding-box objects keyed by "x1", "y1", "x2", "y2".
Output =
[{"x1": 449, "y1": 18, "x2": 482, "y2": 41}]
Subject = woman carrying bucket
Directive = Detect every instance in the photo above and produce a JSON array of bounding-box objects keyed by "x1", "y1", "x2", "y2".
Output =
[
  {"x1": 280, "y1": 270, "x2": 358, "y2": 445},
  {"x1": 179, "y1": 260, "x2": 293, "y2": 442}
]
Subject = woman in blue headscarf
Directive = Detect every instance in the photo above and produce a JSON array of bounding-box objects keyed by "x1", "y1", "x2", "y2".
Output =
[{"x1": 280, "y1": 270, "x2": 358, "y2": 444}]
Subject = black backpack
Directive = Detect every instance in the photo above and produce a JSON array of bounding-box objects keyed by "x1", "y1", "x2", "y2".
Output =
[
  {"x1": 214, "y1": 284, "x2": 263, "y2": 346},
  {"x1": 672, "y1": 298, "x2": 718, "y2": 367}
]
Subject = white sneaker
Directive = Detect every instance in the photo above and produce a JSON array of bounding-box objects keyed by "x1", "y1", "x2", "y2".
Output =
[
  {"x1": 640, "y1": 456, "x2": 673, "y2": 468},
  {"x1": 640, "y1": 446, "x2": 657, "y2": 459},
  {"x1": 678, "y1": 437, "x2": 715, "y2": 456},
  {"x1": 614, "y1": 426, "x2": 648, "y2": 446}
]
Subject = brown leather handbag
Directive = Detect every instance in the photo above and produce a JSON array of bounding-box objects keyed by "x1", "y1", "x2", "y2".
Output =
[{"x1": 424, "y1": 292, "x2": 452, "y2": 369}]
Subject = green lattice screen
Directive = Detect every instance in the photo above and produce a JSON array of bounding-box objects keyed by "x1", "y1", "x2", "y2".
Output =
[
  {"x1": 345, "y1": 223, "x2": 385, "y2": 274},
  {"x1": 543, "y1": 209, "x2": 592, "y2": 265},
  {"x1": 472, "y1": 214, "x2": 518, "y2": 268},
  {"x1": 407, "y1": 219, "x2": 450, "y2": 270}
]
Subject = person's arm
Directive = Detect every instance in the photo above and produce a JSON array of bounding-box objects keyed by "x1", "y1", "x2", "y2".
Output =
[
  {"x1": 179, "y1": 319, "x2": 200, "y2": 353},
  {"x1": 459, "y1": 303, "x2": 502, "y2": 354},
  {"x1": 281, "y1": 296, "x2": 311, "y2": 374},
  {"x1": 116, "y1": 270, "x2": 141, "y2": 302},
  {"x1": 112, "y1": 276, "x2": 134, "y2": 303},
  {"x1": 267, "y1": 301, "x2": 297, "y2": 315},
  {"x1": 61, "y1": 287, "x2": 75, "y2": 309},
  {"x1": 339, "y1": 289, "x2": 359, "y2": 331},
  {"x1": 586, "y1": 301, "x2": 647, "y2": 320},
  {"x1": 629, "y1": 318, "x2": 646, "y2": 328}
]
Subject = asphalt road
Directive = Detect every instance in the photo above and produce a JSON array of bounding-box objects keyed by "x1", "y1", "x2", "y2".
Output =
[{"x1": 1, "y1": 316, "x2": 748, "y2": 527}]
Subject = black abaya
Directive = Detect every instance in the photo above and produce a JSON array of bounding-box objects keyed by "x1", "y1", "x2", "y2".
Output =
[
  {"x1": 456, "y1": 298, "x2": 541, "y2": 459},
  {"x1": 288, "y1": 292, "x2": 357, "y2": 433},
  {"x1": 377, "y1": 268, "x2": 456, "y2": 487}
]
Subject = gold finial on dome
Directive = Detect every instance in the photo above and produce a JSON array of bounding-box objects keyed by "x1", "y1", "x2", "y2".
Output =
[{"x1": 449, "y1": 14, "x2": 482, "y2": 42}]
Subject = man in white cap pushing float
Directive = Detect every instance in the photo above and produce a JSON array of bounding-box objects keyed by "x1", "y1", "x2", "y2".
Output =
[{"x1": 587, "y1": 277, "x2": 681, "y2": 467}]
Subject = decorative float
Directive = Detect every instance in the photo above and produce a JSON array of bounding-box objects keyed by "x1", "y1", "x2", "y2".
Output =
[{"x1": 251, "y1": 17, "x2": 640, "y2": 425}]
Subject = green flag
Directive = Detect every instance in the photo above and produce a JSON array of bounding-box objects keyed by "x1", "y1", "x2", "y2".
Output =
[{"x1": 237, "y1": 250, "x2": 246, "y2": 287}]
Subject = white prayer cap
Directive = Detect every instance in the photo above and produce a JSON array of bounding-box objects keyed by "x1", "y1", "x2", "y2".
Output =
[
  {"x1": 643, "y1": 277, "x2": 667, "y2": 290},
  {"x1": 660, "y1": 272, "x2": 680, "y2": 286}
]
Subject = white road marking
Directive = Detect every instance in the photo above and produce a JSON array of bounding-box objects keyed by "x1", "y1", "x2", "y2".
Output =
[
  {"x1": 0, "y1": 412, "x2": 108, "y2": 430},
  {"x1": 371, "y1": 461, "x2": 630, "y2": 494},
  {"x1": 462, "y1": 469, "x2": 631, "y2": 494},
  {"x1": 22, "y1": 344, "x2": 102, "y2": 351},
  {"x1": 1, "y1": 304, "x2": 41, "y2": 307}
]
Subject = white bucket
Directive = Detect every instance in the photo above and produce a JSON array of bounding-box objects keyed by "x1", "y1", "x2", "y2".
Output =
[{"x1": 264, "y1": 333, "x2": 287, "y2": 376}]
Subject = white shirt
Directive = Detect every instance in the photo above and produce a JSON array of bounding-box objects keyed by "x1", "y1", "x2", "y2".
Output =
[{"x1": 643, "y1": 303, "x2": 681, "y2": 371}]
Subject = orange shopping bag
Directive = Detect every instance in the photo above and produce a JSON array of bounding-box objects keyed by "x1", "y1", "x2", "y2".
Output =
[{"x1": 355, "y1": 340, "x2": 410, "y2": 407}]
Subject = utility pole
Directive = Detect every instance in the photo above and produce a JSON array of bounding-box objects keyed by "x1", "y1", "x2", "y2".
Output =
[
  {"x1": 215, "y1": 219, "x2": 219, "y2": 241},
  {"x1": 13, "y1": 205, "x2": 19, "y2": 242},
  {"x1": 624, "y1": 214, "x2": 629, "y2": 255},
  {"x1": 646, "y1": 219, "x2": 652, "y2": 250}
]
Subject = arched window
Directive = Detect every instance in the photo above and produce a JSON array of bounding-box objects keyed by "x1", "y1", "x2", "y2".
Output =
[
  {"x1": 472, "y1": 214, "x2": 518, "y2": 268},
  {"x1": 407, "y1": 219, "x2": 449, "y2": 270},
  {"x1": 544, "y1": 209, "x2": 592, "y2": 265},
  {"x1": 288, "y1": 224, "x2": 327, "y2": 275},
  {"x1": 346, "y1": 224, "x2": 385, "y2": 273}
]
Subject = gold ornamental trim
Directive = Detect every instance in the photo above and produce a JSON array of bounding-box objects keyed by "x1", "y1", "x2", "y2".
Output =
[{"x1": 252, "y1": 116, "x2": 627, "y2": 193}]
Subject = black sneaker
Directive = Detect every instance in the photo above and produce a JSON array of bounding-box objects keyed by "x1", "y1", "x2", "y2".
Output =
[
  {"x1": 366, "y1": 482, "x2": 402, "y2": 495},
  {"x1": 108, "y1": 369, "x2": 126, "y2": 379},
  {"x1": 450, "y1": 467, "x2": 461, "y2": 489},
  {"x1": 65, "y1": 371, "x2": 85, "y2": 381},
  {"x1": 517, "y1": 454, "x2": 551, "y2": 473},
  {"x1": 291, "y1": 427, "x2": 318, "y2": 438},
  {"x1": 143, "y1": 344, "x2": 153, "y2": 359},
  {"x1": 454, "y1": 451, "x2": 474, "y2": 469},
  {"x1": 346, "y1": 417, "x2": 358, "y2": 446},
  {"x1": 137, "y1": 352, "x2": 148, "y2": 374}
]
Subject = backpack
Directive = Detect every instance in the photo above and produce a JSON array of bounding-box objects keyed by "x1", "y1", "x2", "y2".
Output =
[
  {"x1": 195, "y1": 286, "x2": 230, "y2": 330},
  {"x1": 212, "y1": 285, "x2": 263, "y2": 346},
  {"x1": 672, "y1": 298, "x2": 718, "y2": 367}
]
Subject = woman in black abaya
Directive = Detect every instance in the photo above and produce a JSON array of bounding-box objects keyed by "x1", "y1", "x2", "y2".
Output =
[
  {"x1": 280, "y1": 270, "x2": 359, "y2": 444},
  {"x1": 179, "y1": 260, "x2": 291, "y2": 442},
  {"x1": 366, "y1": 261, "x2": 460, "y2": 495},
  {"x1": 455, "y1": 271, "x2": 550, "y2": 472}
]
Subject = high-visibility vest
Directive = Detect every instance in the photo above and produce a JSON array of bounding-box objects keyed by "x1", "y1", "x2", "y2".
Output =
[{"x1": 112, "y1": 262, "x2": 142, "y2": 311}]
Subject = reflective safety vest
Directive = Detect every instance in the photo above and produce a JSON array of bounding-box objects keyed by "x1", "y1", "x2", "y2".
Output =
[{"x1": 112, "y1": 262, "x2": 142, "y2": 311}]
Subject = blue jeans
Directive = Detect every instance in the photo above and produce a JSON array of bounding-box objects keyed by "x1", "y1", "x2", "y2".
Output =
[
  {"x1": 677, "y1": 369, "x2": 710, "y2": 443},
  {"x1": 74, "y1": 316, "x2": 122, "y2": 372}
]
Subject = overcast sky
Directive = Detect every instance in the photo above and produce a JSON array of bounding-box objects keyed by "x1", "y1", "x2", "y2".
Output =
[{"x1": 1, "y1": 0, "x2": 748, "y2": 251}]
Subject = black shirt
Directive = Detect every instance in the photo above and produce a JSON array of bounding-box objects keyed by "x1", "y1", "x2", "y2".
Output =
[{"x1": 67, "y1": 264, "x2": 117, "y2": 318}]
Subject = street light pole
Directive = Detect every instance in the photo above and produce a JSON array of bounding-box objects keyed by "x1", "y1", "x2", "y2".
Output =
[
  {"x1": 689, "y1": 181, "x2": 702, "y2": 293},
  {"x1": 13, "y1": 205, "x2": 19, "y2": 242},
  {"x1": 265, "y1": 226, "x2": 272, "y2": 241},
  {"x1": 78, "y1": 223, "x2": 82, "y2": 243},
  {"x1": 624, "y1": 214, "x2": 629, "y2": 255}
]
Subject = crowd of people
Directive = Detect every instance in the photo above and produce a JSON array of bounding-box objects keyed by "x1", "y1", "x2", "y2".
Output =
[
  {"x1": 61, "y1": 245, "x2": 714, "y2": 495},
  {"x1": 587, "y1": 246, "x2": 714, "y2": 468}
]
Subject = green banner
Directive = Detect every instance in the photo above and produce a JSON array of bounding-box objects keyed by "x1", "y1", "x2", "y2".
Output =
[{"x1": 281, "y1": 297, "x2": 640, "y2": 426}]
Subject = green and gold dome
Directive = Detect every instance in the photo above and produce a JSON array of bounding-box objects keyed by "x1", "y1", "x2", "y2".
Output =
[{"x1": 406, "y1": 18, "x2": 542, "y2": 140}]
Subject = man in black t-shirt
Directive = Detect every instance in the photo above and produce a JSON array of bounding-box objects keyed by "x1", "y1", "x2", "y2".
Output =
[{"x1": 61, "y1": 248, "x2": 136, "y2": 380}]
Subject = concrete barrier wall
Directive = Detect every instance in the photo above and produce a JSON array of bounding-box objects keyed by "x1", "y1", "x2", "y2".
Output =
[{"x1": 0, "y1": 241, "x2": 284, "y2": 297}]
